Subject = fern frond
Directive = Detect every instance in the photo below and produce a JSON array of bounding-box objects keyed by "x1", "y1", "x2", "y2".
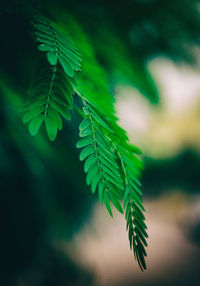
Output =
[
  {"x1": 23, "y1": 13, "x2": 82, "y2": 140},
  {"x1": 23, "y1": 61, "x2": 74, "y2": 140},
  {"x1": 117, "y1": 145, "x2": 148, "y2": 271},
  {"x1": 77, "y1": 96, "x2": 124, "y2": 216},
  {"x1": 32, "y1": 13, "x2": 81, "y2": 77},
  {"x1": 23, "y1": 12, "x2": 148, "y2": 271},
  {"x1": 76, "y1": 92, "x2": 148, "y2": 270}
]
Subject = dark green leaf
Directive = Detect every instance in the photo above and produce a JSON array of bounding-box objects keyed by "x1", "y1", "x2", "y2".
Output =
[
  {"x1": 45, "y1": 116, "x2": 57, "y2": 141},
  {"x1": 104, "y1": 192, "x2": 113, "y2": 217},
  {"x1": 80, "y1": 145, "x2": 95, "y2": 161},
  {"x1": 109, "y1": 193, "x2": 123, "y2": 214},
  {"x1": 28, "y1": 116, "x2": 43, "y2": 136}
]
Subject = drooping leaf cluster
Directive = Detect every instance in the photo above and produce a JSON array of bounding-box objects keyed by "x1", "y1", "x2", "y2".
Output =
[
  {"x1": 77, "y1": 96, "x2": 124, "y2": 216},
  {"x1": 118, "y1": 145, "x2": 147, "y2": 270},
  {"x1": 33, "y1": 14, "x2": 81, "y2": 76},
  {"x1": 23, "y1": 12, "x2": 148, "y2": 270},
  {"x1": 23, "y1": 14, "x2": 81, "y2": 140}
]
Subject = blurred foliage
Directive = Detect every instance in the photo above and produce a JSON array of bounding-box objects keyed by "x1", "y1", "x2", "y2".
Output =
[
  {"x1": 1, "y1": 0, "x2": 200, "y2": 285},
  {"x1": 143, "y1": 150, "x2": 200, "y2": 196},
  {"x1": 0, "y1": 75, "x2": 94, "y2": 284}
]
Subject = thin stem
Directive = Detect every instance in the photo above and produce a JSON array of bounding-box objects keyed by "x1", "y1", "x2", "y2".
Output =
[{"x1": 43, "y1": 64, "x2": 57, "y2": 117}]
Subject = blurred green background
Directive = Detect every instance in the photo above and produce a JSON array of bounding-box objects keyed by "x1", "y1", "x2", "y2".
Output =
[{"x1": 0, "y1": 1, "x2": 200, "y2": 285}]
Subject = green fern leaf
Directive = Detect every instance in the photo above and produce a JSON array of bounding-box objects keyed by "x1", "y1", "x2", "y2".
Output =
[
  {"x1": 23, "y1": 61, "x2": 74, "y2": 140},
  {"x1": 32, "y1": 14, "x2": 81, "y2": 77},
  {"x1": 77, "y1": 96, "x2": 124, "y2": 215},
  {"x1": 24, "y1": 12, "x2": 148, "y2": 271},
  {"x1": 117, "y1": 145, "x2": 148, "y2": 271}
]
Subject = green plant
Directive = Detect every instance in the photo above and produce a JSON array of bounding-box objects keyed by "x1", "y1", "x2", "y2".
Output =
[{"x1": 23, "y1": 13, "x2": 147, "y2": 271}]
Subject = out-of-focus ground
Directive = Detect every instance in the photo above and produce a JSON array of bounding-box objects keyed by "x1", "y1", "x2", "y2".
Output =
[
  {"x1": 61, "y1": 193, "x2": 200, "y2": 286},
  {"x1": 56, "y1": 57, "x2": 200, "y2": 286}
]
